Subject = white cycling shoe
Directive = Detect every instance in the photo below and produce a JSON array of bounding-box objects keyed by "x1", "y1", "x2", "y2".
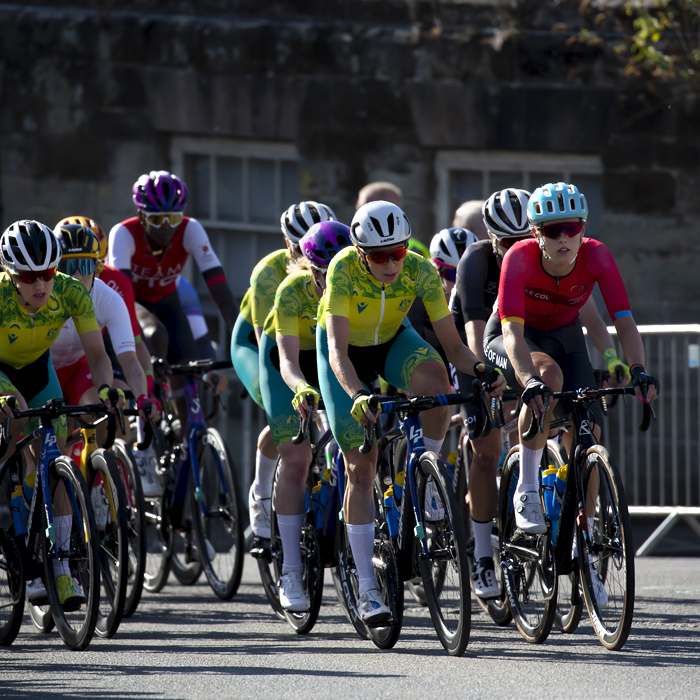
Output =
[
  {"x1": 134, "y1": 446, "x2": 163, "y2": 498},
  {"x1": 513, "y1": 486, "x2": 547, "y2": 535},
  {"x1": 278, "y1": 571, "x2": 308, "y2": 612},
  {"x1": 357, "y1": 588, "x2": 392, "y2": 627},
  {"x1": 248, "y1": 484, "x2": 271, "y2": 539}
]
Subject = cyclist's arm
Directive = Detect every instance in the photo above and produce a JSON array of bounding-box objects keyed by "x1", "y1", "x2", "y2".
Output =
[
  {"x1": 465, "y1": 319, "x2": 486, "y2": 361},
  {"x1": 432, "y1": 315, "x2": 481, "y2": 377},
  {"x1": 79, "y1": 329, "x2": 114, "y2": 391},
  {"x1": 277, "y1": 335, "x2": 307, "y2": 392},
  {"x1": 108, "y1": 224, "x2": 135, "y2": 278},
  {"x1": 614, "y1": 315, "x2": 657, "y2": 402},
  {"x1": 579, "y1": 295, "x2": 615, "y2": 358},
  {"x1": 327, "y1": 314, "x2": 366, "y2": 397},
  {"x1": 117, "y1": 350, "x2": 148, "y2": 398},
  {"x1": 209, "y1": 282, "x2": 237, "y2": 338}
]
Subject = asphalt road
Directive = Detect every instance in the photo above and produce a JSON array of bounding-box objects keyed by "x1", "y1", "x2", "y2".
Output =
[{"x1": 2, "y1": 557, "x2": 699, "y2": 700}]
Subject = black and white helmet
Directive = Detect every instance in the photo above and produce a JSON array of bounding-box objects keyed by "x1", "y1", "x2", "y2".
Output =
[
  {"x1": 482, "y1": 188, "x2": 531, "y2": 239},
  {"x1": 350, "y1": 201, "x2": 411, "y2": 249},
  {"x1": 280, "y1": 201, "x2": 337, "y2": 244},
  {"x1": 430, "y1": 227, "x2": 478, "y2": 268},
  {"x1": 1, "y1": 220, "x2": 62, "y2": 273}
]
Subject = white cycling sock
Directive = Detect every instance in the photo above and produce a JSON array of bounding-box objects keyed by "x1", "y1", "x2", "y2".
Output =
[
  {"x1": 423, "y1": 436, "x2": 444, "y2": 457},
  {"x1": 53, "y1": 515, "x2": 72, "y2": 578},
  {"x1": 518, "y1": 445, "x2": 544, "y2": 491},
  {"x1": 253, "y1": 451, "x2": 277, "y2": 499},
  {"x1": 277, "y1": 513, "x2": 304, "y2": 574},
  {"x1": 346, "y1": 522, "x2": 377, "y2": 595},
  {"x1": 471, "y1": 518, "x2": 493, "y2": 561}
]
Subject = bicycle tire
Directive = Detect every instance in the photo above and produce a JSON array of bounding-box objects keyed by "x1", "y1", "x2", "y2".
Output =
[
  {"x1": 578, "y1": 445, "x2": 634, "y2": 650},
  {"x1": 498, "y1": 447, "x2": 557, "y2": 645},
  {"x1": 42, "y1": 456, "x2": 100, "y2": 651},
  {"x1": 191, "y1": 428, "x2": 244, "y2": 600},
  {"x1": 0, "y1": 529, "x2": 24, "y2": 645},
  {"x1": 89, "y1": 449, "x2": 129, "y2": 639},
  {"x1": 111, "y1": 440, "x2": 146, "y2": 618},
  {"x1": 257, "y1": 460, "x2": 285, "y2": 620},
  {"x1": 143, "y1": 497, "x2": 173, "y2": 593},
  {"x1": 416, "y1": 451, "x2": 470, "y2": 656}
]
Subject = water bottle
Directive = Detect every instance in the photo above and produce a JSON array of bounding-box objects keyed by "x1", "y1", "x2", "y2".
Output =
[
  {"x1": 314, "y1": 467, "x2": 331, "y2": 532},
  {"x1": 383, "y1": 486, "x2": 399, "y2": 537},
  {"x1": 541, "y1": 466, "x2": 559, "y2": 518},
  {"x1": 555, "y1": 464, "x2": 568, "y2": 511},
  {"x1": 393, "y1": 470, "x2": 405, "y2": 502},
  {"x1": 10, "y1": 485, "x2": 26, "y2": 536}
]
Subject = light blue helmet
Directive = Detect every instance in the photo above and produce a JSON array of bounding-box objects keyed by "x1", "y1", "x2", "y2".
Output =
[{"x1": 527, "y1": 182, "x2": 588, "y2": 225}]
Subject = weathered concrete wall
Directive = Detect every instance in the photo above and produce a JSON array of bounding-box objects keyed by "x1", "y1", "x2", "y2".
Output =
[{"x1": 0, "y1": 1, "x2": 698, "y2": 322}]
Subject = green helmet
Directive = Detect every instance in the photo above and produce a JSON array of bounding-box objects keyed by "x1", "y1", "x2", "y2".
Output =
[{"x1": 408, "y1": 238, "x2": 430, "y2": 258}]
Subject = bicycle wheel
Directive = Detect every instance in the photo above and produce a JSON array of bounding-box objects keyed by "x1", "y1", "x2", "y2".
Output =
[
  {"x1": 42, "y1": 456, "x2": 100, "y2": 651},
  {"x1": 416, "y1": 451, "x2": 470, "y2": 656},
  {"x1": 111, "y1": 440, "x2": 146, "y2": 618},
  {"x1": 578, "y1": 445, "x2": 634, "y2": 650},
  {"x1": 192, "y1": 428, "x2": 244, "y2": 600},
  {"x1": 171, "y1": 519, "x2": 203, "y2": 585},
  {"x1": 0, "y1": 529, "x2": 24, "y2": 645},
  {"x1": 257, "y1": 460, "x2": 285, "y2": 620},
  {"x1": 89, "y1": 449, "x2": 128, "y2": 639},
  {"x1": 143, "y1": 497, "x2": 173, "y2": 593},
  {"x1": 498, "y1": 447, "x2": 557, "y2": 644}
]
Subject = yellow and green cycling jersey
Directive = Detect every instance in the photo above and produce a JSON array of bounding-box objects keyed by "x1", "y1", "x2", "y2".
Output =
[
  {"x1": 318, "y1": 246, "x2": 450, "y2": 347},
  {"x1": 263, "y1": 270, "x2": 320, "y2": 351},
  {"x1": 0, "y1": 271, "x2": 98, "y2": 369},
  {"x1": 239, "y1": 248, "x2": 291, "y2": 329}
]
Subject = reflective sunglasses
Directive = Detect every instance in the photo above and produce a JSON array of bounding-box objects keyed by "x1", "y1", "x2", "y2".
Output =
[
  {"x1": 438, "y1": 267, "x2": 456, "y2": 283},
  {"x1": 59, "y1": 258, "x2": 98, "y2": 277},
  {"x1": 10, "y1": 267, "x2": 57, "y2": 284},
  {"x1": 144, "y1": 212, "x2": 184, "y2": 228},
  {"x1": 540, "y1": 221, "x2": 584, "y2": 240},
  {"x1": 364, "y1": 245, "x2": 409, "y2": 265}
]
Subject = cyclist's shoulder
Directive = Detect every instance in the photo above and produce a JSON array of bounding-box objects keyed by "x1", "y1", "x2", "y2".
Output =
[
  {"x1": 109, "y1": 217, "x2": 141, "y2": 239},
  {"x1": 278, "y1": 268, "x2": 313, "y2": 294},
  {"x1": 252, "y1": 247, "x2": 290, "y2": 279},
  {"x1": 54, "y1": 272, "x2": 94, "y2": 311}
]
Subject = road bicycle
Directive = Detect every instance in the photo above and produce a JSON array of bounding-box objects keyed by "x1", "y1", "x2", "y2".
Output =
[
  {"x1": 498, "y1": 384, "x2": 655, "y2": 649},
  {"x1": 145, "y1": 359, "x2": 243, "y2": 600}
]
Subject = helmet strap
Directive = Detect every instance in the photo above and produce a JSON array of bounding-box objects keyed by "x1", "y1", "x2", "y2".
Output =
[{"x1": 535, "y1": 231, "x2": 554, "y2": 261}]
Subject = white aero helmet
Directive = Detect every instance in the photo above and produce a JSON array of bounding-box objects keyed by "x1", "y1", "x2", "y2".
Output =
[
  {"x1": 280, "y1": 201, "x2": 337, "y2": 244},
  {"x1": 430, "y1": 227, "x2": 478, "y2": 268},
  {"x1": 350, "y1": 200, "x2": 411, "y2": 249},
  {"x1": 482, "y1": 188, "x2": 531, "y2": 239},
  {"x1": 1, "y1": 220, "x2": 62, "y2": 273}
]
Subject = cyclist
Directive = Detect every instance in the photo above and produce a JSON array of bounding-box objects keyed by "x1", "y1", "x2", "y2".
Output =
[
  {"x1": 231, "y1": 201, "x2": 336, "y2": 547},
  {"x1": 58, "y1": 215, "x2": 161, "y2": 494},
  {"x1": 0, "y1": 220, "x2": 122, "y2": 606},
  {"x1": 258, "y1": 221, "x2": 350, "y2": 611},
  {"x1": 452, "y1": 187, "x2": 627, "y2": 599},
  {"x1": 177, "y1": 276, "x2": 216, "y2": 361},
  {"x1": 484, "y1": 183, "x2": 658, "y2": 544},
  {"x1": 51, "y1": 224, "x2": 160, "y2": 452},
  {"x1": 316, "y1": 200, "x2": 505, "y2": 625}
]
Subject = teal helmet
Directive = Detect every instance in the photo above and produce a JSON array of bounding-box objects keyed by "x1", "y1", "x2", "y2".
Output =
[{"x1": 527, "y1": 182, "x2": 588, "y2": 225}]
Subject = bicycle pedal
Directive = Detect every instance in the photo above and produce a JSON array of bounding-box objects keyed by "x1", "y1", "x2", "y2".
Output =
[
  {"x1": 250, "y1": 537, "x2": 271, "y2": 561},
  {"x1": 364, "y1": 612, "x2": 393, "y2": 629}
]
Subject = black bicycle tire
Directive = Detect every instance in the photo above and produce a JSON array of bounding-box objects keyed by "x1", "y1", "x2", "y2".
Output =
[
  {"x1": 42, "y1": 456, "x2": 100, "y2": 651},
  {"x1": 191, "y1": 428, "x2": 244, "y2": 601},
  {"x1": 416, "y1": 451, "x2": 471, "y2": 656},
  {"x1": 330, "y1": 566, "x2": 370, "y2": 639},
  {"x1": 89, "y1": 449, "x2": 129, "y2": 639},
  {"x1": 578, "y1": 445, "x2": 634, "y2": 650},
  {"x1": 498, "y1": 448, "x2": 557, "y2": 645},
  {"x1": 111, "y1": 440, "x2": 146, "y2": 618},
  {"x1": 0, "y1": 529, "x2": 24, "y2": 645}
]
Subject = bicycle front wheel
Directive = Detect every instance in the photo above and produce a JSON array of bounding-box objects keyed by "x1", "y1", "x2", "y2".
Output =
[
  {"x1": 89, "y1": 449, "x2": 129, "y2": 639},
  {"x1": 0, "y1": 529, "x2": 24, "y2": 645},
  {"x1": 416, "y1": 451, "x2": 470, "y2": 656},
  {"x1": 192, "y1": 428, "x2": 244, "y2": 600},
  {"x1": 42, "y1": 456, "x2": 100, "y2": 651},
  {"x1": 578, "y1": 445, "x2": 634, "y2": 650}
]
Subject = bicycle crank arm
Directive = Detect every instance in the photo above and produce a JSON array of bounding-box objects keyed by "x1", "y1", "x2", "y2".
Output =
[{"x1": 503, "y1": 542, "x2": 541, "y2": 563}]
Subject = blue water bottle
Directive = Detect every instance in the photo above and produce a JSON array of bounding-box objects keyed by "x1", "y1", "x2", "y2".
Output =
[
  {"x1": 384, "y1": 486, "x2": 399, "y2": 537},
  {"x1": 10, "y1": 485, "x2": 27, "y2": 536}
]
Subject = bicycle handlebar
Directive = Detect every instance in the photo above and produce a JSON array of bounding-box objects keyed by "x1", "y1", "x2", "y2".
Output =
[
  {"x1": 292, "y1": 393, "x2": 317, "y2": 445},
  {"x1": 153, "y1": 357, "x2": 233, "y2": 377}
]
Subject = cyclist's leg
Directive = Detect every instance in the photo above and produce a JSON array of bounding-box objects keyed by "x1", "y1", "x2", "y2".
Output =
[{"x1": 135, "y1": 303, "x2": 169, "y2": 360}]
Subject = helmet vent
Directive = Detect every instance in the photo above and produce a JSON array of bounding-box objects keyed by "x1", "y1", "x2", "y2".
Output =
[
  {"x1": 557, "y1": 193, "x2": 565, "y2": 212},
  {"x1": 386, "y1": 214, "x2": 395, "y2": 237},
  {"x1": 546, "y1": 201, "x2": 554, "y2": 214}
]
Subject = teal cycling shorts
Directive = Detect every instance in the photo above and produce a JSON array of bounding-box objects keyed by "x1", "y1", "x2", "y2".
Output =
[
  {"x1": 230, "y1": 315, "x2": 263, "y2": 409},
  {"x1": 317, "y1": 323, "x2": 442, "y2": 454}
]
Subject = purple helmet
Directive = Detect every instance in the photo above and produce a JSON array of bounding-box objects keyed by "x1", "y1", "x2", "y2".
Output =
[
  {"x1": 299, "y1": 221, "x2": 351, "y2": 269},
  {"x1": 132, "y1": 171, "x2": 189, "y2": 212}
]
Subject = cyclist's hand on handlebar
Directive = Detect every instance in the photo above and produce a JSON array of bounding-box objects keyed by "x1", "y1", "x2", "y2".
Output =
[
  {"x1": 202, "y1": 371, "x2": 228, "y2": 396},
  {"x1": 98, "y1": 385, "x2": 125, "y2": 410},
  {"x1": 292, "y1": 381, "x2": 320, "y2": 419},
  {"x1": 630, "y1": 366, "x2": 659, "y2": 404},
  {"x1": 136, "y1": 394, "x2": 161, "y2": 422},
  {"x1": 351, "y1": 390, "x2": 379, "y2": 424},
  {"x1": 603, "y1": 349, "x2": 630, "y2": 388},
  {"x1": 521, "y1": 376, "x2": 551, "y2": 419},
  {"x1": 0, "y1": 394, "x2": 17, "y2": 418},
  {"x1": 473, "y1": 362, "x2": 506, "y2": 399}
]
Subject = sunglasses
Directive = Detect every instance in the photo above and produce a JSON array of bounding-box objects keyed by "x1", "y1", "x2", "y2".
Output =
[
  {"x1": 59, "y1": 258, "x2": 98, "y2": 277},
  {"x1": 10, "y1": 267, "x2": 57, "y2": 284},
  {"x1": 540, "y1": 221, "x2": 584, "y2": 240},
  {"x1": 438, "y1": 267, "x2": 456, "y2": 283},
  {"x1": 144, "y1": 212, "x2": 183, "y2": 228},
  {"x1": 364, "y1": 245, "x2": 409, "y2": 265}
]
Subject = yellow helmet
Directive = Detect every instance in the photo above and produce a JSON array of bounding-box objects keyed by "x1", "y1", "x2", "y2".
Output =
[
  {"x1": 55, "y1": 216, "x2": 107, "y2": 260},
  {"x1": 54, "y1": 224, "x2": 101, "y2": 260}
]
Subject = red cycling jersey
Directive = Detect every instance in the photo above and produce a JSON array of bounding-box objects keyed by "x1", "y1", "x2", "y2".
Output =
[
  {"x1": 497, "y1": 237, "x2": 632, "y2": 330},
  {"x1": 99, "y1": 264, "x2": 141, "y2": 341},
  {"x1": 108, "y1": 217, "x2": 224, "y2": 304}
]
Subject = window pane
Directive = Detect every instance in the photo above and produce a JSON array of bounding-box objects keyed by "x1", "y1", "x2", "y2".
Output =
[
  {"x1": 529, "y1": 172, "x2": 564, "y2": 192},
  {"x1": 489, "y1": 171, "x2": 523, "y2": 194},
  {"x1": 249, "y1": 158, "x2": 276, "y2": 225},
  {"x1": 451, "y1": 170, "x2": 483, "y2": 215},
  {"x1": 280, "y1": 160, "x2": 300, "y2": 211},
  {"x1": 184, "y1": 154, "x2": 210, "y2": 219},
  {"x1": 217, "y1": 157, "x2": 243, "y2": 222}
]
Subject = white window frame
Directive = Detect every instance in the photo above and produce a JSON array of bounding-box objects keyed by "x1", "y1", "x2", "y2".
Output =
[{"x1": 435, "y1": 150, "x2": 603, "y2": 230}]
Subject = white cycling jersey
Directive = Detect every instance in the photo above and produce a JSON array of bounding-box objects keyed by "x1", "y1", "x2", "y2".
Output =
[{"x1": 51, "y1": 278, "x2": 135, "y2": 369}]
